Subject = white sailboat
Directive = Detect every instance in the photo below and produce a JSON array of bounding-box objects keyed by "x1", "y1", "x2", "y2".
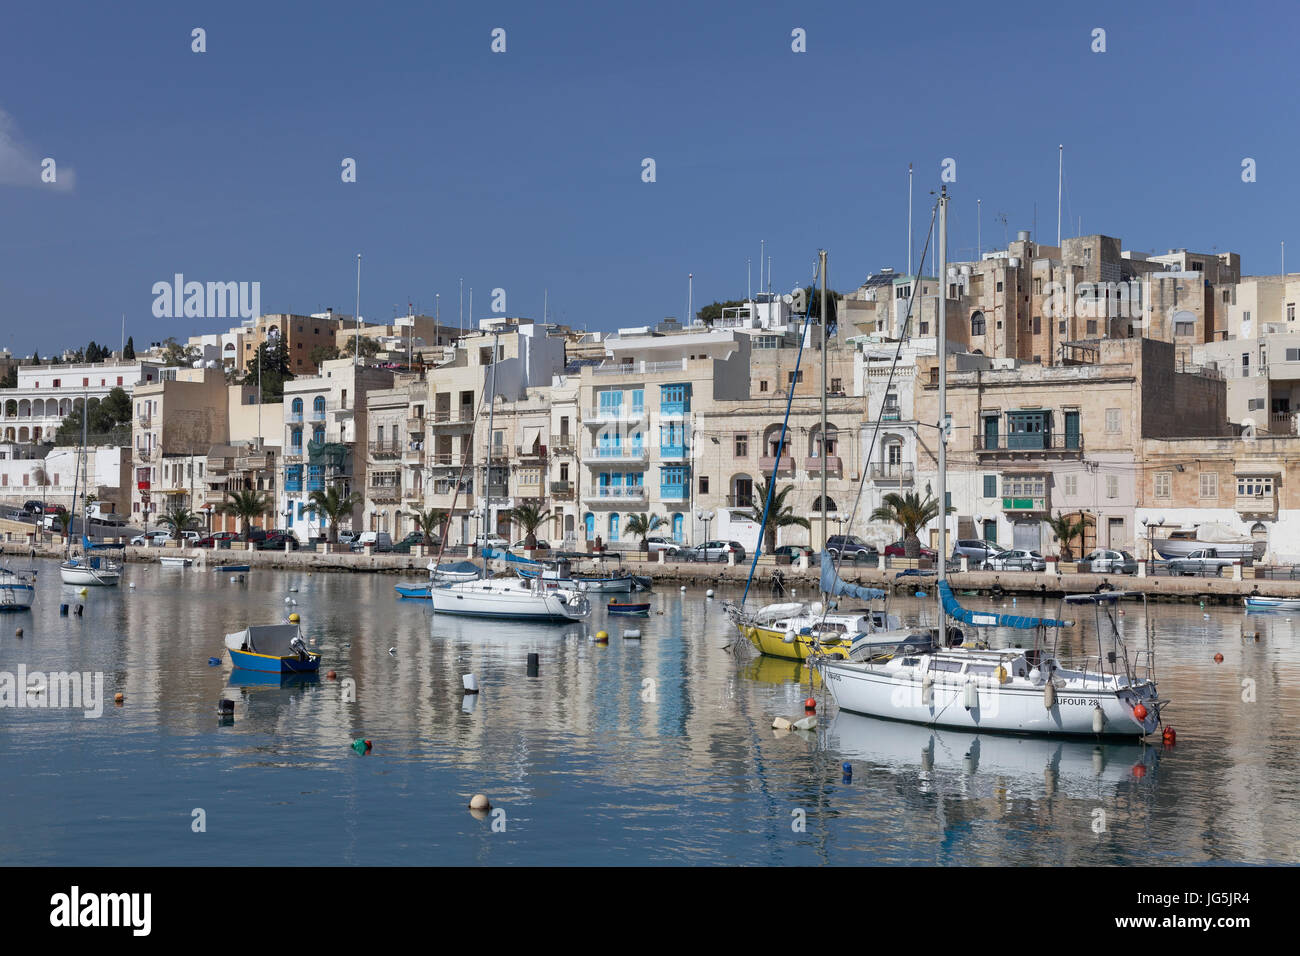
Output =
[
  {"x1": 815, "y1": 189, "x2": 1165, "y2": 739},
  {"x1": 59, "y1": 391, "x2": 122, "y2": 587},
  {"x1": 0, "y1": 565, "x2": 37, "y2": 611}
]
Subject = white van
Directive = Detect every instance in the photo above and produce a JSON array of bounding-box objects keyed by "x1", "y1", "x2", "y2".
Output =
[{"x1": 353, "y1": 531, "x2": 392, "y2": 552}]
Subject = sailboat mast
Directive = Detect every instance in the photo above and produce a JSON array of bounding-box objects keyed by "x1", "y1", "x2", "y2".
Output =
[
  {"x1": 818, "y1": 249, "x2": 828, "y2": 553},
  {"x1": 937, "y1": 187, "x2": 949, "y2": 613},
  {"x1": 482, "y1": 328, "x2": 500, "y2": 574}
]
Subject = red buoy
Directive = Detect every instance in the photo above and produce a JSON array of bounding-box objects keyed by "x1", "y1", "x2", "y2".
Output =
[
  {"x1": 1162, "y1": 726, "x2": 1176, "y2": 746},
  {"x1": 1213, "y1": 653, "x2": 1224, "y2": 663},
  {"x1": 1132, "y1": 702, "x2": 1148, "y2": 721},
  {"x1": 364, "y1": 739, "x2": 372, "y2": 751},
  {"x1": 804, "y1": 697, "x2": 816, "y2": 712},
  {"x1": 1132, "y1": 763, "x2": 1147, "y2": 778},
  {"x1": 327, "y1": 670, "x2": 337, "y2": 680}
]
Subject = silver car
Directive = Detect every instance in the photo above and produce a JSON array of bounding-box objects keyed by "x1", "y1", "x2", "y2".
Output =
[{"x1": 984, "y1": 548, "x2": 1046, "y2": 571}]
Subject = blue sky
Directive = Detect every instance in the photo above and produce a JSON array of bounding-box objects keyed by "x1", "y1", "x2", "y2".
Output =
[{"x1": 1, "y1": 0, "x2": 1294, "y2": 356}]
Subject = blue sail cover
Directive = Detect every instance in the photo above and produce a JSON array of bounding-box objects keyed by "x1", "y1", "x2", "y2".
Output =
[
  {"x1": 938, "y1": 581, "x2": 1070, "y2": 629},
  {"x1": 83, "y1": 535, "x2": 124, "y2": 551},
  {"x1": 482, "y1": 547, "x2": 541, "y2": 567},
  {"x1": 820, "y1": 551, "x2": 886, "y2": 601}
]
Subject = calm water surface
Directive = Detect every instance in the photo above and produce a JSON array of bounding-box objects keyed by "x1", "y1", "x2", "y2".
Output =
[{"x1": 1, "y1": 558, "x2": 1298, "y2": 865}]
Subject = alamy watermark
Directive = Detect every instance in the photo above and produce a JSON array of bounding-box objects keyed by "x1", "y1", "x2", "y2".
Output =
[
  {"x1": 0, "y1": 665, "x2": 104, "y2": 718},
  {"x1": 151, "y1": 274, "x2": 261, "y2": 320}
]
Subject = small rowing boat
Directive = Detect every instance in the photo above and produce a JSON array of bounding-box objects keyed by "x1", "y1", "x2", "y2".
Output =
[
  {"x1": 225, "y1": 619, "x2": 320, "y2": 674},
  {"x1": 213, "y1": 564, "x2": 251, "y2": 572},
  {"x1": 1244, "y1": 595, "x2": 1300, "y2": 612},
  {"x1": 607, "y1": 599, "x2": 650, "y2": 616}
]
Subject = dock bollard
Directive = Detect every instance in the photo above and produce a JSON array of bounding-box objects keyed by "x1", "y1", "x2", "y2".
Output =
[
  {"x1": 59, "y1": 604, "x2": 68, "y2": 616},
  {"x1": 526, "y1": 653, "x2": 539, "y2": 677}
]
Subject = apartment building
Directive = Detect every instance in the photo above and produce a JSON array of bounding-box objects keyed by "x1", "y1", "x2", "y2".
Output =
[
  {"x1": 1, "y1": 359, "x2": 165, "y2": 443},
  {"x1": 913, "y1": 338, "x2": 1227, "y2": 556},
  {"x1": 280, "y1": 359, "x2": 394, "y2": 542}
]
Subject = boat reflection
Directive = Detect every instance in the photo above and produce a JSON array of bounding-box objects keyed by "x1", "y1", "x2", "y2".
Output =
[
  {"x1": 227, "y1": 670, "x2": 322, "y2": 692},
  {"x1": 738, "y1": 654, "x2": 823, "y2": 688},
  {"x1": 828, "y1": 709, "x2": 1156, "y2": 800}
]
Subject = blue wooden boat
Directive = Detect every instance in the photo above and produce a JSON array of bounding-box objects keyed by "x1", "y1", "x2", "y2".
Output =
[
  {"x1": 224, "y1": 623, "x2": 320, "y2": 674},
  {"x1": 214, "y1": 564, "x2": 251, "y2": 572},
  {"x1": 1244, "y1": 595, "x2": 1300, "y2": 612},
  {"x1": 606, "y1": 599, "x2": 650, "y2": 616},
  {"x1": 395, "y1": 583, "x2": 433, "y2": 599}
]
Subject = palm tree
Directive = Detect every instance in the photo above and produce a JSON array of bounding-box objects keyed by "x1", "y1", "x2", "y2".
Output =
[
  {"x1": 624, "y1": 513, "x2": 665, "y2": 552},
  {"x1": 870, "y1": 491, "x2": 950, "y2": 559},
  {"x1": 747, "y1": 479, "x2": 812, "y2": 554},
  {"x1": 157, "y1": 505, "x2": 201, "y2": 542},
  {"x1": 54, "y1": 511, "x2": 73, "y2": 539},
  {"x1": 409, "y1": 506, "x2": 448, "y2": 547},
  {"x1": 218, "y1": 489, "x2": 274, "y2": 542},
  {"x1": 305, "y1": 486, "x2": 362, "y2": 544},
  {"x1": 508, "y1": 503, "x2": 552, "y2": 549},
  {"x1": 1045, "y1": 510, "x2": 1092, "y2": 561}
]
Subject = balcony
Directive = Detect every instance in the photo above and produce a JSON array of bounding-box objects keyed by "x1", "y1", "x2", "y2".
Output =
[
  {"x1": 284, "y1": 479, "x2": 304, "y2": 493},
  {"x1": 1235, "y1": 486, "x2": 1278, "y2": 518},
  {"x1": 552, "y1": 439, "x2": 576, "y2": 457},
  {"x1": 804, "y1": 455, "x2": 842, "y2": 475},
  {"x1": 516, "y1": 444, "x2": 547, "y2": 460},
  {"x1": 659, "y1": 400, "x2": 691, "y2": 417},
  {"x1": 368, "y1": 482, "x2": 401, "y2": 503},
  {"x1": 431, "y1": 408, "x2": 474, "y2": 427},
  {"x1": 550, "y1": 480, "x2": 575, "y2": 499},
  {"x1": 135, "y1": 448, "x2": 153, "y2": 462},
  {"x1": 870, "y1": 462, "x2": 915, "y2": 484},
  {"x1": 282, "y1": 452, "x2": 303, "y2": 464},
  {"x1": 369, "y1": 440, "x2": 401, "y2": 459},
  {"x1": 515, "y1": 481, "x2": 544, "y2": 500},
  {"x1": 660, "y1": 484, "x2": 689, "y2": 501},
  {"x1": 659, "y1": 444, "x2": 689, "y2": 460},
  {"x1": 428, "y1": 453, "x2": 466, "y2": 468},
  {"x1": 583, "y1": 486, "x2": 647, "y2": 505},
  {"x1": 758, "y1": 454, "x2": 795, "y2": 476},
  {"x1": 880, "y1": 405, "x2": 902, "y2": 422},
  {"x1": 976, "y1": 433, "x2": 1083, "y2": 458},
  {"x1": 288, "y1": 411, "x2": 304, "y2": 423},
  {"x1": 310, "y1": 406, "x2": 326, "y2": 421},
  {"x1": 1002, "y1": 495, "x2": 1049, "y2": 514},
  {"x1": 1269, "y1": 412, "x2": 1297, "y2": 435},
  {"x1": 205, "y1": 456, "x2": 233, "y2": 475},
  {"x1": 585, "y1": 406, "x2": 645, "y2": 426},
  {"x1": 592, "y1": 360, "x2": 687, "y2": 377},
  {"x1": 586, "y1": 445, "x2": 649, "y2": 465},
  {"x1": 402, "y1": 445, "x2": 425, "y2": 464},
  {"x1": 486, "y1": 483, "x2": 510, "y2": 499},
  {"x1": 407, "y1": 415, "x2": 425, "y2": 433},
  {"x1": 488, "y1": 445, "x2": 509, "y2": 463}
]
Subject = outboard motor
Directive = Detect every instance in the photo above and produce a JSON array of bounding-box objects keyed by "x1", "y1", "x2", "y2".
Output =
[{"x1": 289, "y1": 634, "x2": 309, "y2": 661}]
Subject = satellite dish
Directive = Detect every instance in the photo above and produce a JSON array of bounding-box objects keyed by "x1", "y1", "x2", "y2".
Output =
[{"x1": 782, "y1": 294, "x2": 793, "y2": 305}]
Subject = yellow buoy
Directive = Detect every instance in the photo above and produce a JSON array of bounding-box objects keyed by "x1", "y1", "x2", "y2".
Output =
[
  {"x1": 78, "y1": 588, "x2": 88, "y2": 597},
  {"x1": 995, "y1": 665, "x2": 1008, "y2": 684},
  {"x1": 595, "y1": 630, "x2": 608, "y2": 642},
  {"x1": 289, "y1": 613, "x2": 300, "y2": 623}
]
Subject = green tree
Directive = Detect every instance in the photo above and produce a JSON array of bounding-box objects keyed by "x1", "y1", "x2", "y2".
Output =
[
  {"x1": 1045, "y1": 511, "x2": 1092, "y2": 562},
  {"x1": 305, "y1": 486, "x2": 362, "y2": 544},
  {"x1": 161, "y1": 337, "x2": 200, "y2": 368},
  {"x1": 408, "y1": 506, "x2": 448, "y2": 547},
  {"x1": 309, "y1": 343, "x2": 342, "y2": 367},
  {"x1": 798, "y1": 285, "x2": 841, "y2": 325},
  {"x1": 507, "y1": 503, "x2": 551, "y2": 549},
  {"x1": 747, "y1": 479, "x2": 811, "y2": 554},
  {"x1": 123, "y1": 336, "x2": 136, "y2": 360},
  {"x1": 54, "y1": 387, "x2": 132, "y2": 446},
  {"x1": 246, "y1": 338, "x2": 295, "y2": 403},
  {"x1": 0, "y1": 365, "x2": 16, "y2": 389},
  {"x1": 157, "y1": 505, "x2": 201, "y2": 541},
  {"x1": 870, "y1": 491, "x2": 951, "y2": 559},
  {"x1": 218, "y1": 490, "x2": 274, "y2": 542},
  {"x1": 54, "y1": 511, "x2": 73, "y2": 538},
  {"x1": 623, "y1": 513, "x2": 665, "y2": 552}
]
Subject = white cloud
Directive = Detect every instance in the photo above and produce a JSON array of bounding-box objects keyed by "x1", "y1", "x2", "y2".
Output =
[{"x1": 0, "y1": 107, "x2": 75, "y2": 192}]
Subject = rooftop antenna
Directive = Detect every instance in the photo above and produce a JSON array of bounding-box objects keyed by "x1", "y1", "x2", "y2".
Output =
[
  {"x1": 977, "y1": 198, "x2": 981, "y2": 258},
  {"x1": 907, "y1": 163, "x2": 913, "y2": 275},
  {"x1": 747, "y1": 257, "x2": 752, "y2": 302},
  {"x1": 354, "y1": 253, "x2": 362, "y2": 367},
  {"x1": 760, "y1": 240, "x2": 766, "y2": 296},
  {"x1": 459, "y1": 278, "x2": 464, "y2": 336}
]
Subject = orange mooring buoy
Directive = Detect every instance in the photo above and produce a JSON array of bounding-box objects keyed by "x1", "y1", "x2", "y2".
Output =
[
  {"x1": 1214, "y1": 653, "x2": 1224, "y2": 663},
  {"x1": 1132, "y1": 702, "x2": 1148, "y2": 722},
  {"x1": 1162, "y1": 726, "x2": 1177, "y2": 746},
  {"x1": 1132, "y1": 763, "x2": 1147, "y2": 778},
  {"x1": 804, "y1": 697, "x2": 816, "y2": 713}
]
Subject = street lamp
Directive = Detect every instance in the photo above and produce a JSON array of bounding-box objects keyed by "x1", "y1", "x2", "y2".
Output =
[{"x1": 695, "y1": 508, "x2": 714, "y2": 554}]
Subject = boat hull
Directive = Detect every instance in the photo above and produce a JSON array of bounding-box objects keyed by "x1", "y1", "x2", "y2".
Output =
[
  {"x1": 1244, "y1": 595, "x2": 1300, "y2": 611},
  {"x1": 818, "y1": 657, "x2": 1160, "y2": 738},
  {"x1": 740, "y1": 623, "x2": 856, "y2": 661},
  {"x1": 0, "y1": 577, "x2": 36, "y2": 611},
  {"x1": 1153, "y1": 538, "x2": 1255, "y2": 560},
  {"x1": 59, "y1": 562, "x2": 121, "y2": 587},
  {"x1": 430, "y1": 580, "x2": 589, "y2": 621},
  {"x1": 159, "y1": 557, "x2": 192, "y2": 568},
  {"x1": 395, "y1": 584, "x2": 432, "y2": 599},
  {"x1": 229, "y1": 648, "x2": 321, "y2": 674},
  {"x1": 607, "y1": 603, "x2": 650, "y2": 616}
]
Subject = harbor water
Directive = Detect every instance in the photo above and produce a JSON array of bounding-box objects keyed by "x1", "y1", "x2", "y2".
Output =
[{"x1": 1, "y1": 558, "x2": 1297, "y2": 865}]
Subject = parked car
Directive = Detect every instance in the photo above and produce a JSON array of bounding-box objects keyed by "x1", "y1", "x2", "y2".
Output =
[
  {"x1": 950, "y1": 539, "x2": 1000, "y2": 566},
  {"x1": 130, "y1": 530, "x2": 173, "y2": 546},
  {"x1": 352, "y1": 531, "x2": 393, "y2": 552},
  {"x1": 22, "y1": 500, "x2": 45, "y2": 515},
  {"x1": 684, "y1": 540, "x2": 746, "y2": 563},
  {"x1": 983, "y1": 549, "x2": 1047, "y2": 571},
  {"x1": 259, "y1": 532, "x2": 300, "y2": 551},
  {"x1": 392, "y1": 531, "x2": 442, "y2": 554},
  {"x1": 336, "y1": 529, "x2": 361, "y2": 546},
  {"x1": 509, "y1": 539, "x2": 551, "y2": 553},
  {"x1": 884, "y1": 540, "x2": 938, "y2": 559},
  {"x1": 825, "y1": 535, "x2": 879, "y2": 562},
  {"x1": 1079, "y1": 549, "x2": 1138, "y2": 574},
  {"x1": 2, "y1": 507, "x2": 28, "y2": 522},
  {"x1": 195, "y1": 531, "x2": 239, "y2": 548},
  {"x1": 771, "y1": 544, "x2": 813, "y2": 562},
  {"x1": 645, "y1": 536, "x2": 681, "y2": 556},
  {"x1": 1165, "y1": 548, "x2": 1237, "y2": 576},
  {"x1": 474, "y1": 533, "x2": 509, "y2": 551}
]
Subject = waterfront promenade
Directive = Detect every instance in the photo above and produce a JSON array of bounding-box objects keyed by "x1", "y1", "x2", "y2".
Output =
[{"x1": 5, "y1": 536, "x2": 1294, "y2": 604}]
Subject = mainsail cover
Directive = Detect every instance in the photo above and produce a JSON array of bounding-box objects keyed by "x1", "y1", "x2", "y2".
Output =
[
  {"x1": 820, "y1": 551, "x2": 885, "y2": 601},
  {"x1": 938, "y1": 581, "x2": 1070, "y2": 629},
  {"x1": 482, "y1": 547, "x2": 542, "y2": 567}
]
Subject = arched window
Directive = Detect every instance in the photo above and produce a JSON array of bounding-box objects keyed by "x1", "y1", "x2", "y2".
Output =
[
  {"x1": 292, "y1": 397, "x2": 303, "y2": 417},
  {"x1": 971, "y1": 311, "x2": 986, "y2": 336},
  {"x1": 672, "y1": 513, "x2": 684, "y2": 543},
  {"x1": 312, "y1": 426, "x2": 325, "y2": 445},
  {"x1": 313, "y1": 395, "x2": 326, "y2": 417},
  {"x1": 584, "y1": 513, "x2": 595, "y2": 541},
  {"x1": 609, "y1": 513, "x2": 620, "y2": 542},
  {"x1": 812, "y1": 496, "x2": 837, "y2": 513}
]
